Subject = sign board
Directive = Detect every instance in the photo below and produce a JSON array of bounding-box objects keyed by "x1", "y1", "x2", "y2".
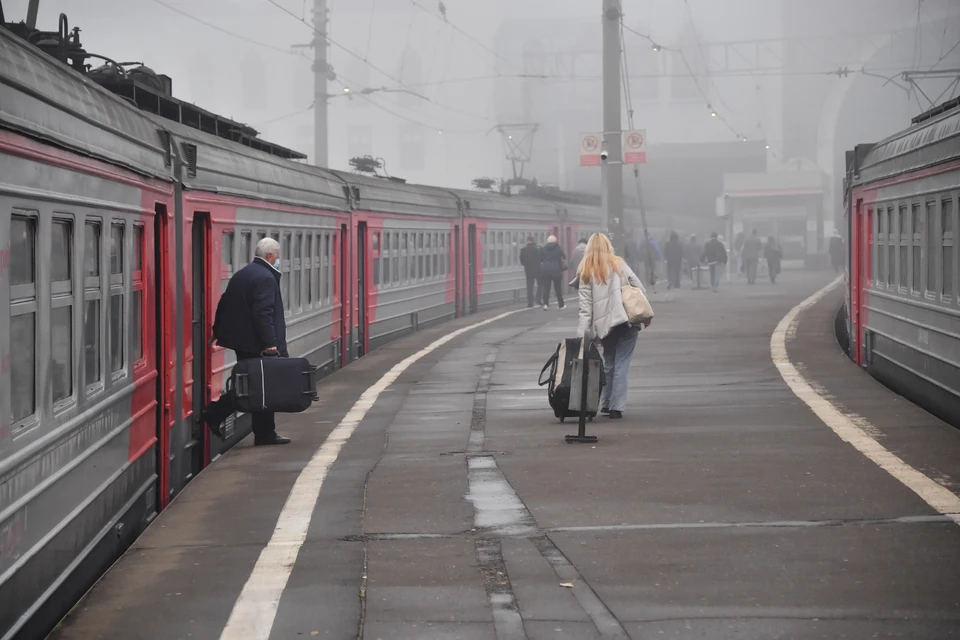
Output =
[
  {"x1": 623, "y1": 129, "x2": 647, "y2": 164},
  {"x1": 579, "y1": 133, "x2": 602, "y2": 166}
]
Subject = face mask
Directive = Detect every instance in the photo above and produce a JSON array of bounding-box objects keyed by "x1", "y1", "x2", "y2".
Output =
[{"x1": 273, "y1": 258, "x2": 281, "y2": 270}]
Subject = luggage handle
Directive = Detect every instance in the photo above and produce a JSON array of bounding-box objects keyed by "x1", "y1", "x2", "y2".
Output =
[
  {"x1": 228, "y1": 373, "x2": 251, "y2": 399},
  {"x1": 538, "y1": 352, "x2": 558, "y2": 386},
  {"x1": 303, "y1": 365, "x2": 321, "y2": 401}
]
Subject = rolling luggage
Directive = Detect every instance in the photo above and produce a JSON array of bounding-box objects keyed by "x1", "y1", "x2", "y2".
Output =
[
  {"x1": 228, "y1": 356, "x2": 320, "y2": 414},
  {"x1": 538, "y1": 338, "x2": 605, "y2": 422}
]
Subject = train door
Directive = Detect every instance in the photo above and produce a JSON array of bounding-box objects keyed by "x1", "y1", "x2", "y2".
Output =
[
  {"x1": 340, "y1": 223, "x2": 349, "y2": 366},
  {"x1": 153, "y1": 204, "x2": 174, "y2": 508},
  {"x1": 187, "y1": 213, "x2": 208, "y2": 482},
  {"x1": 454, "y1": 224, "x2": 462, "y2": 317},
  {"x1": 356, "y1": 221, "x2": 368, "y2": 358},
  {"x1": 467, "y1": 224, "x2": 478, "y2": 313},
  {"x1": 565, "y1": 226, "x2": 573, "y2": 257}
]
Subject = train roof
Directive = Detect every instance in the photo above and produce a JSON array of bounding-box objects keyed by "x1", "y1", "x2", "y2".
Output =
[
  {"x1": 331, "y1": 171, "x2": 461, "y2": 218},
  {"x1": 0, "y1": 25, "x2": 169, "y2": 179},
  {"x1": 852, "y1": 98, "x2": 960, "y2": 185},
  {"x1": 154, "y1": 115, "x2": 348, "y2": 212},
  {"x1": 450, "y1": 190, "x2": 560, "y2": 222}
]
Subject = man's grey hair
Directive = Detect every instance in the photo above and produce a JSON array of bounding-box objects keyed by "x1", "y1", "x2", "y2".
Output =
[{"x1": 255, "y1": 237, "x2": 281, "y2": 259}]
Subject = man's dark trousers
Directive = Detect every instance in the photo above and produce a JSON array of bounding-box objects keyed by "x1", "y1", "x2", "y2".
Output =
[
  {"x1": 205, "y1": 350, "x2": 276, "y2": 439},
  {"x1": 525, "y1": 272, "x2": 541, "y2": 306}
]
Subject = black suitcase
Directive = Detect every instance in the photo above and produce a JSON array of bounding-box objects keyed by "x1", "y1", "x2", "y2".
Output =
[
  {"x1": 228, "y1": 357, "x2": 320, "y2": 414},
  {"x1": 538, "y1": 338, "x2": 605, "y2": 422}
]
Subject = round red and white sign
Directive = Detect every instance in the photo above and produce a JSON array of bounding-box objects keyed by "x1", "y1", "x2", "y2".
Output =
[{"x1": 581, "y1": 135, "x2": 599, "y2": 153}]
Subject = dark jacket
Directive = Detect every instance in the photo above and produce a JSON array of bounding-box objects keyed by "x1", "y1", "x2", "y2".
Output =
[
  {"x1": 664, "y1": 238, "x2": 683, "y2": 266},
  {"x1": 569, "y1": 242, "x2": 587, "y2": 278},
  {"x1": 520, "y1": 242, "x2": 540, "y2": 276},
  {"x1": 765, "y1": 241, "x2": 783, "y2": 273},
  {"x1": 213, "y1": 258, "x2": 288, "y2": 357},
  {"x1": 742, "y1": 235, "x2": 764, "y2": 260},
  {"x1": 539, "y1": 242, "x2": 566, "y2": 276},
  {"x1": 702, "y1": 238, "x2": 728, "y2": 265}
]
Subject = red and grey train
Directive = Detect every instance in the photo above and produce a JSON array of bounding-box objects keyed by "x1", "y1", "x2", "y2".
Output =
[
  {"x1": 843, "y1": 95, "x2": 960, "y2": 428},
  {"x1": 0, "y1": 24, "x2": 619, "y2": 639}
]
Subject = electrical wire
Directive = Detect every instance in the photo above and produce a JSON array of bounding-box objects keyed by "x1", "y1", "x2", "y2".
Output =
[
  {"x1": 407, "y1": 0, "x2": 524, "y2": 73},
  {"x1": 263, "y1": 0, "x2": 494, "y2": 123},
  {"x1": 149, "y1": 0, "x2": 295, "y2": 55}
]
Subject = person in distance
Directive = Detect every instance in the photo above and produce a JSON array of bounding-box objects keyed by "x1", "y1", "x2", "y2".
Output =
[
  {"x1": 539, "y1": 235, "x2": 567, "y2": 310},
  {"x1": 204, "y1": 237, "x2": 292, "y2": 446},
  {"x1": 520, "y1": 236, "x2": 543, "y2": 308},
  {"x1": 576, "y1": 233, "x2": 648, "y2": 420}
]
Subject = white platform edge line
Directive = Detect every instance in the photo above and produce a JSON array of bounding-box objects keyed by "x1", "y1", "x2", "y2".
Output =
[
  {"x1": 771, "y1": 276, "x2": 960, "y2": 526},
  {"x1": 218, "y1": 308, "x2": 528, "y2": 640}
]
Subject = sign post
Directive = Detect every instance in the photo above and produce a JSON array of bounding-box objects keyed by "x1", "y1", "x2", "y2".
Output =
[
  {"x1": 623, "y1": 129, "x2": 647, "y2": 164},
  {"x1": 579, "y1": 133, "x2": 602, "y2": 166}
]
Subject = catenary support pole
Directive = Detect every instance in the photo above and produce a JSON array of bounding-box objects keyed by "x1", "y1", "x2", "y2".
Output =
[
  {"x1": 602, "y1": 0, "x2": 625, "y2": 254},
  {"x1": 314, "y1": 0, "x2": 329, "y2": 167}
]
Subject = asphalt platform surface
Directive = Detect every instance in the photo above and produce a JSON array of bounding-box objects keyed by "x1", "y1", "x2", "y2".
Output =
[{"x1": 49, "y1": 272, "x2": 960, "y2": 640}]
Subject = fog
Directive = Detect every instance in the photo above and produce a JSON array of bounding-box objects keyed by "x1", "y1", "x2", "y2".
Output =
[{"x1": 4, "y1": 0, "x2": 960, "y2": 243}]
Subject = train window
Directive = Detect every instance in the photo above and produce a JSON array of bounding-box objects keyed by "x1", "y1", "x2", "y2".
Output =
[
  {"x1": 912, "y1": 204, "x2": 922, "y2": 293},
  {"x1": 293, "y1": 233, "x2": 302, "y2": 310},
  {"x1": 110, "y1": 225, "x2": 124, "y2": 277},
  {"x1": 109, "y1": 223, "x2": 125, "y2": 375},
  {"x1": 373, "y1": 232, "x2": 381, "y2": 287},
  {"x1": 432, "y1": 233, "x2": 439, "y2": 277},
  {"x1": 497, "y1": 232, "x2": 504, "y2": 268},
  {"x1": 11, "y1": 313, "x2": 35, "y2": 425},
  {"x1": 84, "y1": 299, "x2": 100, "y2": 389},
  {"x1": 315, "y1": 234, "x2": 323, "y2": 303},
  {"x1": 925, "y1": 202, "x2": 937, "y2": 294},
  {"x1": 417, "y1": 233, "x2": 424, "y2": 279},
  {"x1": 51, "y1": 220, "x2": 72, "y2": 284},
  {"x1": 305, "y1": 234, "x2": 313, "y2": 306},
  {"x1": 221, "y1": 231, "x2": 235, "y2": 295},
  {"x1": 899, "y1": 206, "x2": 908, "y2": 290},
  {"x1": 282, "y1": 233, "x2": 291, "y2": 311},
  {"x1": 84, "y1": 222, "x2": 101, "y2": 279},
  {"x1": 887, "y1": 208, "x2": 895, "y2": 287},
  {"x1": 51, "y1": 305, "x2": 72, "y2": 403},
  {"x1": 481, "y1": 232, "x2": 488, "y2": 269},
  {"x1": 241, "y1": 232, "x2": 252, "y2": 263},
  {"x1": 110, "y1": 294, "x2": 124, "y2": 374},
  {"x1": 325, "y1": 233, "x2": 332, "y2": 302},
  {"x1": 10, "y1": 214, "x2": 37, "y2": 425},
  {"x1": 425, "y1": 233, "x2": 433, "y2": 278},
  {"x1": 382, "y1": 233, "x2": 391, "y2": 285},
  {"x1": 441, "y1": 233, "x2": 447, "y2": 276},
  {"x1": 132, "y1": 226, "x2": 144, "y2": 363},
  {"x1": 944, "y1": 197, "x2": 954, "y2": 299}
]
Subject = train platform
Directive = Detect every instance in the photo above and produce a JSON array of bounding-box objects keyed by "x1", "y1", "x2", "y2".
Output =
[{"x1": 48, "y1": 273, "x2": 960, "y2": 640}]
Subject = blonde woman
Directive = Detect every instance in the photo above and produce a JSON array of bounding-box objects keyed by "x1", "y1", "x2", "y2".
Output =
[{"x1": 576, "y1": 233, "x2": 647, "y2": 419}]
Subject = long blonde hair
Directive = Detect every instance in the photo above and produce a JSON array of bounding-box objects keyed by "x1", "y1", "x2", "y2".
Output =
[{"x1": 577, "y1": 233, "x2": 624, "y2": 285}]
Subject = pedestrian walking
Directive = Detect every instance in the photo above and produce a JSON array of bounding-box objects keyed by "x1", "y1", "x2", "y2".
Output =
[
  {"x1": 765, "y1": 235, "x2": 783, "y2": 284},
  {"x1": 829, "y1": 230, "x2": 845, "y2": 273},
  {"x1": 568, "y1": 238, "x2": 588, "y2": 288},
  {"x1": 576, "y1": 233, "x2": 648, "y2": 419},
  {"x1": 539, "y1": 235, "x2": 567, "y2": 309},
  {"x1": 742, "y1": 229, "x2": 764, "y2": 284},
  {"x1": 684, "y1": 234, "x2": 702, "y2": 283},
  {"x1": 664, "y1": 231, "x2": 684, "y2": 289},
  {"x1": 520, "y1": 236, "x2": 542, "y2": 307},
  {"x1": 701, "y1": 231, "x2": 728, "y2": 292},
  {"x1": 204, "y1": 237, "x2": 291, "y2": 446}
]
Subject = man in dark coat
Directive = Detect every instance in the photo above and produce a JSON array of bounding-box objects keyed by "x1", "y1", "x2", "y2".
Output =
[
  {"x1": 664, "y1": 231, "x2": 684, "y2": 289},
  {"x1": 829, "y1": 230, "x2": 845, "y2": 273},
  {"x1": 519, "y1": 236, "x2": 542, "y2": 307},
  {"x1": 539, "y1": 235, "x2": 567, "y2": 309},
  {"x1": 765, "y1": 236, "x2": 783, "y2": 284},
  {"x1": 742, "y1": 228, "x2": 764, "y2": 285},
  {"x1": 203, "y1": 237, "x2": 291, "y2": 445},
  {"x1": 701, "y1": 231, "x2": 728, "y2": 292}
]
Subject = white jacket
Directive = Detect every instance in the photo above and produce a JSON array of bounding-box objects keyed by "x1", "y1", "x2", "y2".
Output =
[{"x1": 577, "y1": 262, "x2": 645, "y2": 340}]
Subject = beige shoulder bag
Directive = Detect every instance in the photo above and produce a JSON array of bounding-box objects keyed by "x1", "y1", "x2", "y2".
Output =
[{"x1": 619, "y1": 268, "x2": 654, "y2": 325}]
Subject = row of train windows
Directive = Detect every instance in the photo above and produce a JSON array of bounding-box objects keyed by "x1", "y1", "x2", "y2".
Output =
[
  {"x1": 10, "y1": 213, "x2": 144, "y2": 427},
  {"x1": 221, "y1": 229, "x2": 337, "y2": 314},
  {"x1": 871, "y1": 196, "x2": 955, "y2": 299},
  {"x1": 482, "y1": 231, "x2": 549, "y2": 270},
  {"x1": 372, "y1": 230, "x2": 450, "y2": 288}
]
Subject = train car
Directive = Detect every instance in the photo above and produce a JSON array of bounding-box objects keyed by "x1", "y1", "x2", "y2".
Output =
[
  {"x1": 331, "y1": 172, "x2": 461, "y2": 355},
  {"x1": 845, "y1": 96, "x2": 960, "y2": 428},
  {"x1": 154, "y1": 119, "x2": 351, "y2": 467},
  {"x1": 0, "y1": 25, "x2": 175, "y2": 640}
]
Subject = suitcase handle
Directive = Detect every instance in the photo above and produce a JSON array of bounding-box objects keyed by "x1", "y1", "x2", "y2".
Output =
[
  {"x1": 303, "y1": 365, "x2": 320, "y2": 401},
  {"x1": 229, "y1": 372, "x2": 250, "y2": 399}
]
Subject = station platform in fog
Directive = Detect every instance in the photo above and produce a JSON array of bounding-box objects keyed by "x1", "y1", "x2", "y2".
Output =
[{"x1": 49, "y1": 273, "x2": 960, "y2": 640}]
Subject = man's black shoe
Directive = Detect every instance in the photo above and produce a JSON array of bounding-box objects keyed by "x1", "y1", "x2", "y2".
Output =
[
  {"x1": 254, "y1": 434, "x2": 292, "y2": 446},
  {"x1": 608, "y1": 410, "x2": 623, "y2": 419},
  {"x1": 202, "y1": 408, "x2": 223, "y2": 438}
]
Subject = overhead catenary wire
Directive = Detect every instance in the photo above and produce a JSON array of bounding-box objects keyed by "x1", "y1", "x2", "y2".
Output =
[
  {"x1": 263, "y1": 0, "x2": 494, "y2": 124},
  {"x1": 148, "y1": 0, "x2": 296, "y2": 56}
]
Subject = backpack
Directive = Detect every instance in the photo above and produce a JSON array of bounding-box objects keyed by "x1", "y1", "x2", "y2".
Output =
[{"x1": 538, "y1": 338, "x2": 605, "y2": 422}]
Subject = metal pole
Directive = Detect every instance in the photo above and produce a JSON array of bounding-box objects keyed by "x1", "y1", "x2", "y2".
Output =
[
  {"x1": 314, "y1": 0, "x2": 329, "y2": 167},
  {"x1": 26, "y1": 0, "x2": 40, "y2": 28},
  {"x1": 602, "y1": 0, "x2": 624, "y2": 254}
]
